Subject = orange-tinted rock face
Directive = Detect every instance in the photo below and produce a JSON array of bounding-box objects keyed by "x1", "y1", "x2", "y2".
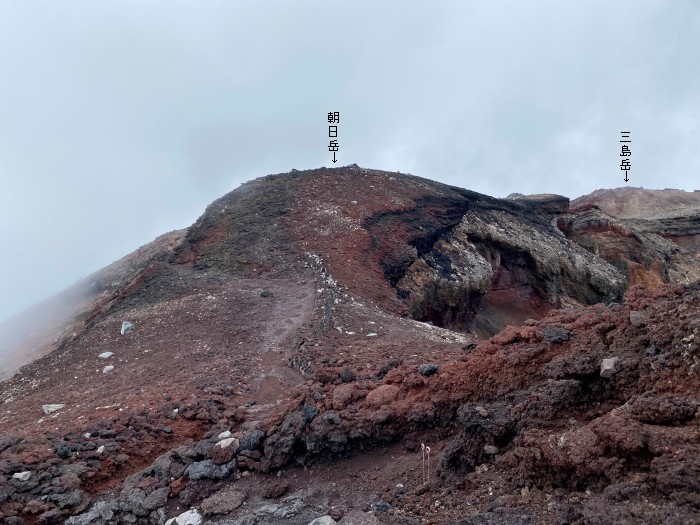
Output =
[{"x1": 561, "y1": 191, "x2": 700, "y2": 287}]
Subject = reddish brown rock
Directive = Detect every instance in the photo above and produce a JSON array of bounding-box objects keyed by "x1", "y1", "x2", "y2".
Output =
[
  {"x1": 332, "y1": 384, "x2": 361, "y2": 410},
  {"x1": 211, "y1": 437, "x2": 239, "y2": 465},
  {"x1": 364, "y1": 384, "x2": 399, "y2": 408},
  {"x1": 262, "y1": 481, "x2": 289, "y2": 499}
]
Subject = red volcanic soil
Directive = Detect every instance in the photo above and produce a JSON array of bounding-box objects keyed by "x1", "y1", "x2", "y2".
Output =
[{"x1": 1, "y1": 167, "x2": 699, "y2": 524}]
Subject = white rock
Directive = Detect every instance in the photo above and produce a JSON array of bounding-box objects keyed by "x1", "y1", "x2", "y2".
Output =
[
  {"x1": 120, "y1": 321, "x2": 133, "y2": 335},
  {"x1": 351, "y1": 200, "x2": 357, "y2": 205},
  {"x1": 97, "y1": 445, "x2": 105, "y2": 454},
  {"x1": 600, "y1": 357, "x2": 621, "y2": 379},
  {"x1": 42, "y1": 404, "x2": 65, "y2": 414},
  {"x1": 84, "y1": 432, "x2": 91, "y2": 438},
  {"x1": 13, "y1": 471, "x2": 31, "y2": 481},
  {"x1": 171, "y1": 509, "x2": 202, "y2": 525},
  {"x1": 216, "y1": 437, "x2": 239, "y2": 450},
  {"x1": 307, "y1": 516, "x2": 337, "y2": 525},
  {"x1": 366, "y1": 332, "x2": 378, "y2": 337},
  {"x1": 217, "y1": 430, "x2": 232, "y2": 440},
  {"x1": 103, "y1": 366, "x2": 115, "y2": 374},
  {"x1": 99, "y1": 352, "x2": 114, "y2": 359}
]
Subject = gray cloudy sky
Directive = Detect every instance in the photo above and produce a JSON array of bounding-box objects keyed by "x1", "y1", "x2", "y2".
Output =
[{"x1": 0, "y1": 1, "x2": 699, "y2": 322}]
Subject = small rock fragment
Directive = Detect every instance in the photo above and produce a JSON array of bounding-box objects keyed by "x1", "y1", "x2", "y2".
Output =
[
  {"x1": 600, "y1": 357, "x2": 621, "y2": 378},
  {"x1": 97, "y1": 445, "x2": 105, "y2": 454},
  {"x1": 302, "y1": 404, "x2": 320, "y2": 423},
  {"x1": 483, "y1": 445, "x2": 499, "y2": 455},
  {"x1": 475, "y1": 406, "x2": 489, "y2": 417},
  {"x1": 239, "y1": 429, "x2": 265, "y2": 451},
  {"x1": 541, "y1": 326, "x2": 571, "y2": 344},
  {"x1": 351, "y1": 200, "x2": 357, "y2": 205},
  {"x1": 339, "y1": 369, "x2": 356, "y2": 383},
  {"x1": 418, "y1": 364, "x2": 439, "y2": 376},
  {"x1": 629, "y1": 311, "x2": 646, "y2": 327},
  {"x1": 201, "y1": 487, "x2": 246, "y2": 515},
  {"x1": 260, "y1": 289, "x2": 272, "y2": 298},
  {"x1": 98, "y1": 352, "x2": 114, "y2": 359},
  {"x1": 373, "y1": 501, "x2": 391, "y2": 512},
  {"x1": 308, "y1": 516, "x2": 337, "y2": 525},
  {"x1": 323, "y1": 410, "x2": 342, "y2": 425},
  {"x1": 186, "y1": 459, "x2": 236, "y2": 480},
  {"x1": 120, "y1": 321, "x2": 133, "y2": 335},
  {"x1": 646, "y1": 344, "x2": 663, "y2": 356},
  {"x1": 103, "y1": 366, "x2": 115, "y2": 374},
  {"x1": 42, "y1": 404, "x2": 65, "y2": 414},
  {"x1": 217, "y1": 430, "x2": 232, "y2": 440},
  {"x1": 263, "y1": 481, "x2": 289, "y2": 498},
  {"x1": 13, "y1": 471, "x2": 31, "y2": 481},
  {"x1": 366, "y1": 332, "x2": 378, "y2": 337}
]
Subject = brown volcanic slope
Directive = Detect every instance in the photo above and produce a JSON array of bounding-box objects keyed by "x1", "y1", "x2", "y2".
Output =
[
  {"x1": 572, "y1": 187, "x2": 700, "y2": 219},
  {"x1": 562, "y1": 188, "x2": 700, "y2": 288},
  {"x1": 0, "y1": 166, "x2": 698, "y2": 525}
]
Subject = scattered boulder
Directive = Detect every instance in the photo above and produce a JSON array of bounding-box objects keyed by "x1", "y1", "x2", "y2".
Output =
[
  {"x1": 166, "y1": 509, "x2": 202, "y2": 525},
  {"x1": 418, "y1": 363, "x2": 438, "y2": 376},
  {"x1": 185, "y1": 459, "x2": 236, "y2": 480},
  {"x1": 239, "y1": 429, "x2": 266, "y2": 451},
  {"x1": 200, "y1": 487, "x2": 245, "y2": 516},
  {"x1": 65, "y1": 500, "x2": 117, "y2": 524},
  {"x1": 263, "y1": 481, "x2": 289, "y2": 499},
  {"x1": 260, "y1": 289, "x2": 272, "y2": 297},
  {"x1": 365, "y1": 384, "x2": 399, "y2": 408},
  {"x1": 120, "y1": 321, "x2": 133, "y2": 335},
  {"x1": 12, "y1": 471, "x2": 31, "y2": 481},
  {"x1": 42, "y1": 404, "x2": 65, "y2": 414},
  {"x1": 211, "y1": 438, "x2": 239, "y2": 465},
  {"x1": 541, "y1": 326, "x2": 571, "y2": 344},
  {"x1": 103, "y1": 366, "x2": 115, "y2": 374},
  {"x1": 600, "y1": 357, "x2": 621, "y2": 378},
  {"x1": 98, "y1": 352, "x2": 114, "y2": 359}
]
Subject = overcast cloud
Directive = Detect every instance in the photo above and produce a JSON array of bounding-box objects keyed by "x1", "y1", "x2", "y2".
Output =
[{"x1": 0, "y1": 1, "x2": 699, "y2": 322}]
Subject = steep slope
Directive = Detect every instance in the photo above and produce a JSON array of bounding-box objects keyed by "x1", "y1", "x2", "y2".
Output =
[
  {"x1": 0, "y1": 167, "x2": 698, "y2": 525},
  {"x1": 563, "y1": 188, "x2": 700, "y2": 287}
]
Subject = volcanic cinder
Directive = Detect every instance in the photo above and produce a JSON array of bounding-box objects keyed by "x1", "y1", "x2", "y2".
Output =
[{"x1": 1, "y1": 166, "x2": 699, "y2": 525}]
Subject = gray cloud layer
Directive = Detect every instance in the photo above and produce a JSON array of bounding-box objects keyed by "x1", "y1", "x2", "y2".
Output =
[{"x1": 0, "y1": 1, "x2": 698, "y2": 322}]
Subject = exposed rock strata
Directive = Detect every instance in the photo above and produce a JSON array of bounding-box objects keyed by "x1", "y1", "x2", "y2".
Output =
[{"x1": 1, "y1": 168, "x2": 699, "y2": 524}]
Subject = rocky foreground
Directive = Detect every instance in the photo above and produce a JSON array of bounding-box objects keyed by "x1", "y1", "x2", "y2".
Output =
[{"x1": 1, "y1": 166, "x2": 699, "y2": 524}]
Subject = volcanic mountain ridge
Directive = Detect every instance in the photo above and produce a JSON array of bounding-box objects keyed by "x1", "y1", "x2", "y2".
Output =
[{"x1": 0, "y1": 166, "x2": 699, "y2": 525}]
